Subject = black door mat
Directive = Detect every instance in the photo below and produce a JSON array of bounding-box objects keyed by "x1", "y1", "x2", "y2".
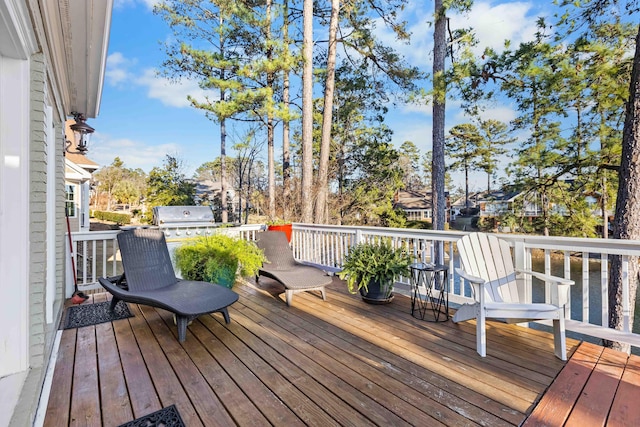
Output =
[
  {"x1": 118, "y1": 405, "x2": 185, "y2": 427},
  {"x1": 63, "y1": 300, "x2": 133, "y2": 329}
]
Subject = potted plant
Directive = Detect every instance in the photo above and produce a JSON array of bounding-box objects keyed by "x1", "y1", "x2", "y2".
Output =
[
  {"x1": 338, "y1": 240, "x2": 412, "y2": 304},
  {"x1": 173, "y1": 234, "x2": 266, "y2": 288},
  {"x1": 266, "y1": 218, "x2": 293, "y2": 242}
]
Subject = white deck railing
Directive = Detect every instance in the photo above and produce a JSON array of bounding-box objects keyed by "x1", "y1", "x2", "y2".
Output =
[
  {"x1": 65, "y1": 224, "x2": 263, "y2": 294},
  {"x1": 290, "y1": 224, "x2": 640, "y2": 349},
  {"x1": 68, "y1": 223, "x2": 640, "y2": 349}
]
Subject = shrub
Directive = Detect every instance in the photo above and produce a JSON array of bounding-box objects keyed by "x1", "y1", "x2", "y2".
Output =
[
  {"x1": 173, "y1": 234, "x2": 266, "y2": 289},
  {"x1": 92, "y1": 210, "x2": 131, "y2": 225}
]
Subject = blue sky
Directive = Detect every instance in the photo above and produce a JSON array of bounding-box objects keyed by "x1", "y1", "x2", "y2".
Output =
[{"x1": 89, "y1": 0, "x2": 554, "y2": 191}]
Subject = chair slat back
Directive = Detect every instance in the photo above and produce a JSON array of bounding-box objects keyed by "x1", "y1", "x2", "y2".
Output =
[
  {"x1": 457, "y1": 233, "x2": 520, "y2": 303},
  {"x1": 117, "y1": 229, "x2": 177, "y2": 291},
  {"x1": 256, "y1": 231, "x2": 297, "y2": 270}
]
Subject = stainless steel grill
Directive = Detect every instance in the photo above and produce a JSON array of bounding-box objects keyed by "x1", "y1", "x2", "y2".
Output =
[{"x1": 152, "y1": 206, "x2": 216, "y2": 228}]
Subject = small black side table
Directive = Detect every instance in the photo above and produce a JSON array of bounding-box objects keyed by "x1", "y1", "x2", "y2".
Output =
[{"x1": 409, "y1": 262, "x2": 449, "y2": 322}]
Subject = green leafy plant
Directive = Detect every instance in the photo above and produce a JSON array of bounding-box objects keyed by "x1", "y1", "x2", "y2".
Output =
[
  {"x1": 173, "y1": 234, "x2": 266, "y2": 289},
  {"x1": 338, "y1": 240, "x2": 412, "y2": 295}
]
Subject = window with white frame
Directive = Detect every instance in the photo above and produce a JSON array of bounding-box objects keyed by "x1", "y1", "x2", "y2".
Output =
[{"x1": 65, "y1": 184, "x2": 76, "y2": 217}]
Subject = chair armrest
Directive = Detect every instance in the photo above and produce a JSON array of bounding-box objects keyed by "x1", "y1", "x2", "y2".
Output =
[
  {"x1": 455, "y1": 268, "x2": 486, "y2": 302},
  {"x1": 455, "y1": 267, "x2": 485, "y2": 285},
  {"x1": 515, "y1": 268, "x2": 574, "y2": 306},
  {"x1": 515, "y1": 269, "x2": 574, "y2": 286}
]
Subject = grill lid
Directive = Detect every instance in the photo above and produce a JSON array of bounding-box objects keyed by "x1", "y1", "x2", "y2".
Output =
[{"x1": 152, "y1": 206, "x2": 215, "y2": 226}]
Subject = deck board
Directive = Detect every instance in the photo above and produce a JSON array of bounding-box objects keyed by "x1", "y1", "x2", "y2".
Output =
[
  {"x1": 235, "y1": 283, "x2": 512, "y2": 426},
  {"x1": 95, "y1": 322, "x2": 133, "y2": 427},
  {"x1": 608, "y1": 353, "x2": 640, "y2": 426},
  {"x1": 229, "y1": 300, "x2": 446, "y2": 426},
  {"x1": 46, "y1": 277, "x2": 640, "y2": 426},
  {"x1": 70, "y1": 326, "x2": 101, "y2": 426},
  {"x1": 43, "y1": 328, "x2": 75, "y2": 427},
  {"x1": 111, "y1": 306, "x2": 162, "y2": 419}
]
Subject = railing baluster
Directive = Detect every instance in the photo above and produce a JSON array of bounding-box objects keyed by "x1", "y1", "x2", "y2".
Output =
[
  {"x1": 622, "y1": 256, "x2": 630, "y2": 333},
  {"x1": 601, "y1": 254, "x2": 608, "y2": 327},
  {"x1": 544, "y1": 249, "x2": 551, "y2": 303},
  {"x1": 582, "y1": 252, "x2": 589, "y2": 323},
  {"x1": 91, "y1": 240, "x2": 97, "y2": 284},
  {"x1": 564, "y1": 251, "x2": 571, "y2": 320}
]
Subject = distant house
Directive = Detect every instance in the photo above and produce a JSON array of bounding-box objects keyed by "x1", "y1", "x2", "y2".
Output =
[
  {"x1": 450, "y1": 193, "x2": 480, "y2": 219},
  {"x1": 192, "y1": 179, "x2": 239, "y2": 219},
  {"x1": 475, "y1": 190, "x2": 542, "y2": 217},
  {"x1": 393, "y1": 190, "x2": 451, "y2": 221},
  {"x1": 64, "y1": 148, "x2": 98, "y2": 232}
]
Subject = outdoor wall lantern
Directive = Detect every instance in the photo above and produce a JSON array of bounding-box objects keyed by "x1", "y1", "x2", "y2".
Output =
[{"x1": 65, "y1": 112, "x2": 95, "y2": 154}]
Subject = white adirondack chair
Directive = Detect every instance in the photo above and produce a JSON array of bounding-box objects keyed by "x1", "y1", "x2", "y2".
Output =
[{"x1": 453, "y1": 232, "x2": 574, "y2": 360}]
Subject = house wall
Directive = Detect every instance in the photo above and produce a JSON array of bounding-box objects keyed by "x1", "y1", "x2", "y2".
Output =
[{"x1": 9, "y1": 50, "x2": 67, "y2": 427}]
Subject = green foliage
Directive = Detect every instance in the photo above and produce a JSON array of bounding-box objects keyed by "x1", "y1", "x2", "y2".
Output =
[
  {"x1": 146, "y1": 155, "x2": 195, "y2": 218},
  {"x1": 339, "y1": 124, "x2": 405, "y2": 226},
  {"x1": 92, "y1": 211, "x2": 131, "y2": 225},
  {"x1": 265, "y1": 218, "x2": 291, "y2": 226},
  {"x1": 93, "y1": 157, "x2": 147, "y2": 211},
  {"x1": 173, "y1": 234, "x2": 266, "y2": 289},
  {"x1": 398, "y1": 141, "x2": 423, "y2": 190},
  {"x1": 338, "y1": 240, "x2": 411, "y2": 295}
]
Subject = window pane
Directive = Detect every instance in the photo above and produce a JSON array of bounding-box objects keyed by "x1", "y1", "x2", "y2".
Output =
[{"x1": 65, "y1": 185, "x2": 76, "y2": 217}]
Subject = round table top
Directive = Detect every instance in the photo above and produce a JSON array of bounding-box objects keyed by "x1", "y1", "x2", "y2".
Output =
[{"x1": 409, "y1": 262, "x2": 448, "y2": 271}]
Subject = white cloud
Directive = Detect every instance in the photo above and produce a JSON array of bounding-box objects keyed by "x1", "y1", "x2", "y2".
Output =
[
  {"x1": 105, "y1": 52, "x2": 135, "y2": 86},
  {"x1": 372, "y1": 1, "x2": 542, "y2": 69},
  {"x1": 113, "y1": 0, "x2": 157, "y2": 10},
  {"x1": 136, "y1": 69, "x2": 212, "y2": 108},
  {"x1": 106, "y1": 51, "x2": 214, "y2": 109},
  {"x1": 400, "y1": 102, "x2": 432, "y2": 115},
  {"x1": 392, "y1": 123, "x2": 433, "y2": 153},
  {"x1": 478, "y1": 106, "x2": 517, "y2": 123},
  {"x1": 140, "y1": 0, "x2": 159, "y2": 10},
  {"x1": 451, "y1": 1, "x2": 542, "y2": 56},
  {"x1": 89, "y1": 135, "x2": 182, "y2": 172}
]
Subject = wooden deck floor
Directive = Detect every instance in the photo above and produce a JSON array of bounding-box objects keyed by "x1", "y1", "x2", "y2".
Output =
[{"x1": 45, "y1": 277, "x2": 593, "y2": 426}]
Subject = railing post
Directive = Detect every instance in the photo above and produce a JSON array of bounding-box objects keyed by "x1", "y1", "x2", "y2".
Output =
[
  {"x1": 65, "y1": 234, "x2": 74, "y2": 298},
  {"x1": 513, "y1": 240, "x2": 531, "y2": 303},
  {"x1": 355, "y1": 229, "x2": 362, "y2": 246}
]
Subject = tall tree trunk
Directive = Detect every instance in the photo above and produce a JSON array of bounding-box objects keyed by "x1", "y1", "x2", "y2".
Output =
[
  {"x1": 301, "y1": 0, "x2": 314, "y2": 223},
  {"x1": 282, "y1": 0, "x2": 291, "y2": 221},
  {"x1": 219, "y1": 15, "x2": 228, "y2": 223},
  {"x1": 465, "y1": 163, "x2": 469, "y2": 209},
  {"x1": 314, "y1": 0, "x2": 340, "y2": 224},
  {"x1": 602, "y1": 175, "x2": 609, "y2": 239},
  {"x1": 607, "y1": 24, "x2": 640, "y2": 353},
  {"x1": 600, "y1": 114, "x2": 609, "y2": 239},
  {"x1": 432, "y1": 0, "x2": 447, "y2": 243},
  {"x1": 266, "y1": 0, "x2": 276, "y2": 218},
  {"x1": 237, "y1": 156, "x2": 244, "y2": 223},
  {"x1": 220, "y1": 117, "x2": 228, "y2": 222}
]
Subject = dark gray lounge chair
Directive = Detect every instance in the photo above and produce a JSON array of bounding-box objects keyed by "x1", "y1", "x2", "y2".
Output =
[
  {"x1": 98, "y1": 228, "x2": 239, "y2": 342},
  {"x1": 255, "y1": 231, "x2": 331, "y2": 306}
]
